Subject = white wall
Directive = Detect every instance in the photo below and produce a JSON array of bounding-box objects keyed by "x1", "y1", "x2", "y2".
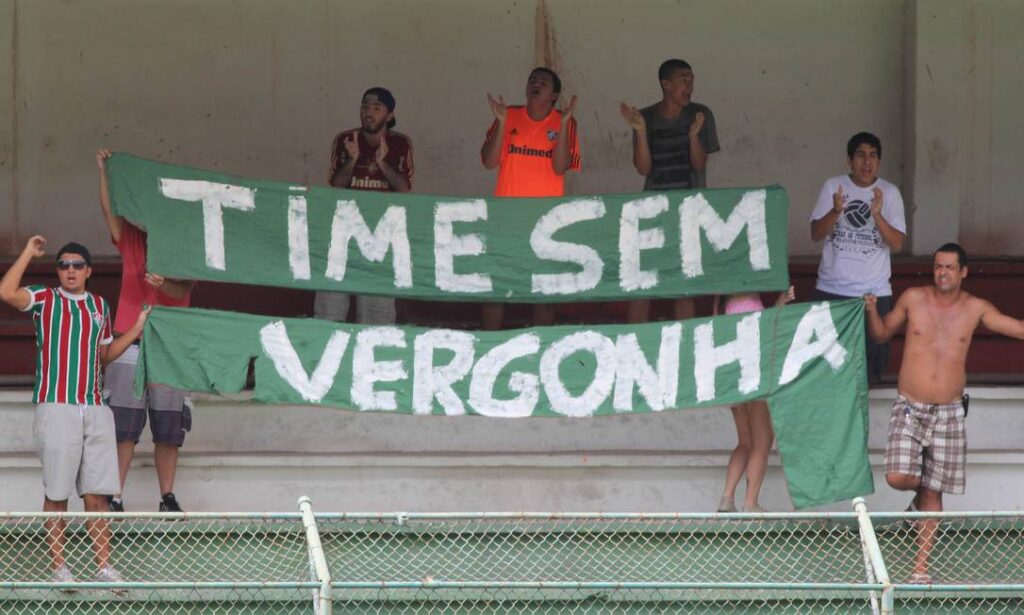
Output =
[
  {"x1": 1, "y1": 1, "x2": 1020, "y2": 257},
  {"x1": 1, "y1": 0, "x2": 906, "y2": 257},
  {"x1": 957, "y1": 1, "x2": 1024, "y2": 256}
]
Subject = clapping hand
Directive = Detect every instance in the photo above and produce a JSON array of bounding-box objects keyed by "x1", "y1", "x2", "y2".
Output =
[
  {"x1": 688, "y1": 112, "x2": 705, "y2": 139},
  {"x1": 619, "y1": 103, "x2": 644, "y2": 131},
  {"x1": 486, "y1": 93, "x2": 507, "y2": 122},
  {"x1": 343, "y1": 133, "x2": 359, "y2": 159},
  {"x1": 832, "y1": 185, "x2": 846, "y2": 214}
]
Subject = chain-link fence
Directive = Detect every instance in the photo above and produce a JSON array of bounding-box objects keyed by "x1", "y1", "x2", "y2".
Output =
[
  {"x1": 1, "y1": 500, "x2": 1022, "y2": 614},
  {"x1": 0, "y1": 505, "x2": 322, "y2": 615}
]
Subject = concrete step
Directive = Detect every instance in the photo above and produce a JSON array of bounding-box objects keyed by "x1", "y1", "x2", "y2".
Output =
[{"x1": 1, "y1": 388, "x2": 1022, "y2": 514}]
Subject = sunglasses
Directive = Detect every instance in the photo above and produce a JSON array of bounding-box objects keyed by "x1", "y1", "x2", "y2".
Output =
[{"x1": 57, "y1": 260, "x2": 88, "y2": 271}]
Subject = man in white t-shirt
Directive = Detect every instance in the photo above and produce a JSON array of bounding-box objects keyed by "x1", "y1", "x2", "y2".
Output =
[{"x1": 810, "y1": 132, "x2": 906, "y2": 382}]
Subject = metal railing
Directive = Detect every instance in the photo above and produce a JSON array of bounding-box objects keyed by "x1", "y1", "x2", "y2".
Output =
[{"x1": 1, "y1": 499, "x2": 1022, "y2": 613}]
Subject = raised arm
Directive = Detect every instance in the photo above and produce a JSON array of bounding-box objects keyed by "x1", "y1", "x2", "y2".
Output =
[
  {"x1": 480, "y1": 93, "x2": 506, "y2": 170},
  {"x1": 0, "y1": 236, "x2": 45, "y2": 311},
  {"x1": 980, "y1": 301, "x2": 1024, "y2": 340},
  {"x1": 551, "y1": 96, "x2": 577, "y2": 175},
  {"x1": 865, "y1": 291, "x2": 910, "y2": 343},
  {"x1": 97, "y1": 149, "x2": 123, "y2": 243}
]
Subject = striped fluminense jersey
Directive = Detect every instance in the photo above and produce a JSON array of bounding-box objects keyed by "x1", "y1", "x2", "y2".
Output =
[{"x1": 24, "y1": 286, "x2": 113, "y2": 405}]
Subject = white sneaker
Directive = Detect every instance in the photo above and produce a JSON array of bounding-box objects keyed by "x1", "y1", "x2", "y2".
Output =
[
  {"x1": 51, "y1": 564, "x2": 77, "y2": 593},
  {"x1": 94, "y1": 565, "x2": 128, "y2": 595}
]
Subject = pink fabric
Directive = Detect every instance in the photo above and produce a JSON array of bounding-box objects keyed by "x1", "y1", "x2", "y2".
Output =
[
  {"x1": 113, "y1": 223, "x2": 191, "y2": 333},
  {"x1": 724, "y1": 294, "x2": 765, "y2": 315}
]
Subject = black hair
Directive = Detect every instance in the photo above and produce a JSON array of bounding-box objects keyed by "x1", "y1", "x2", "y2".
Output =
[
  {"x1": 362, "y1": 87, "x2": 397, "y2": 129},
  {"x1": 658, "y1": 58, "x2": 693, "y2": 82},
  {"x1": 529, "y1": 67, "x2": 562, "y2": 94},
  {"x1": 56, "y1": 242, "x2": 92, "y2": 265},
  {"x1": 935, "y1": 242, "x2": 968, "y2": 269},
  {"x1": 847, "y1": 132, "x2": 882, "y2": 159}
]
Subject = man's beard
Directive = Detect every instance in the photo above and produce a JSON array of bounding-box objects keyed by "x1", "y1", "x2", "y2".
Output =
[{"x1": 362, "y1": 118, "x2": 386, "y2": 134}]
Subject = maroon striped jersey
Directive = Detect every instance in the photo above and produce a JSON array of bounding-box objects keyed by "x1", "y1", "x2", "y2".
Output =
[{"x1": 23, "y1": 286, "x2": 113, "y2": 405}]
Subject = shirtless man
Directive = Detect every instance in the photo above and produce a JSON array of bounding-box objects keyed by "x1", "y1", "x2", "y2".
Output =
[{"x1": 865, "y1": 243, "x2": 1024, "y2": 583}]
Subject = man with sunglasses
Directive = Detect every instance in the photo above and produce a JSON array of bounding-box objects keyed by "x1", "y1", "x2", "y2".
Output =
[
  {"x1": 1, "y1": 235, "x2": 150, "y2": 585},
  {"x1": 98, "y1": 149, "x2": 194, "y2": 513}
]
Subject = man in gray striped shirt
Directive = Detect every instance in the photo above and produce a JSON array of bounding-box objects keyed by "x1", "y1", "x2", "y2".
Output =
[{"x1": 621, "y1": 58, "x2": 720, "y2": 321}]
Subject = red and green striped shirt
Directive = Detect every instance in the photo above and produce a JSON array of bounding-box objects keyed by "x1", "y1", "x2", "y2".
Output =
[{"x1": 23, "y1": 286, "x2": 113, "y2": 405}]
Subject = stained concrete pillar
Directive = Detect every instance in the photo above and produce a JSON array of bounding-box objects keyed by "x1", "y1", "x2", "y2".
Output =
[{"x1": 905, "y1": 0, "x2": 971, "y2": 255}]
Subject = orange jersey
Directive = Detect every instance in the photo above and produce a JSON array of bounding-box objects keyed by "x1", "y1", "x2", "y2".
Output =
[{"x1": 485, "y1": 106, "x2": 581, "y2": 197}]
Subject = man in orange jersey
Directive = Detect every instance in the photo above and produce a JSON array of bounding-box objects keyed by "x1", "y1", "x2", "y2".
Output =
[{"x1": 480, "y1": 67, "x2": 581, "y2": 329}]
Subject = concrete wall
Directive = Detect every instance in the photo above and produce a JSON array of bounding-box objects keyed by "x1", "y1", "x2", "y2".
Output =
[
  {"x1": 957, "y1": 1, "x2": 1024, "y2": 255},
  {"x1": 1, "y1": 1, "x2": 1020, "y2": 257},
  {"x1": 0, "y1": 0, "x2": 905, "y2": 257},
  {"x1": 907, "y1": 0, "x2": 1024, "y2": 256}
]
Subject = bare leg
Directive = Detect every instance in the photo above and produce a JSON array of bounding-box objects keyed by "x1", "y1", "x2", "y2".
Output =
[
  {"x1": 481, "y1": 303, "x2": 504, "y2": 331},
  {"x1": 626, "y1": 300, "x2": 650, "y2": 324},
  {"x1": 912, "y1": 487, "x2": 943, "y2": 576},
  {"x1": 115, "y1": 440, "x2": 136, "y2": 499},
  {"x1": 154, "y1": 443, "x2": 179, "y2": 496},
  {"x1": 743, "y1": 400, "x2": 774, "y2": 510},
  {"x1": 82, "y1": 494, "x2": 111, "y2": 570},
  {"x1": 885, "y1": 472, "x2": 922, "y2": 492},
  {"x1": 672, "y1": 297, "x2": 695, "y2": 320},
  {"x1": 43, "y1": 498, "x2": 69, "y2": 569},
  {"x1": 532, "y1": 304, "x2": 556, "y2": 327},
  {"x1": 721, "y1": 404, "x2": 752, "y2": 506},
  {"x1": 885, "y1": 472, "x2": 938, "y2": 577}
]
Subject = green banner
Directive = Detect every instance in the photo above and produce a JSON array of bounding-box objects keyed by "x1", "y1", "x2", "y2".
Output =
[
  {"x1": 107, "y1": 153, "x2": 789, "y2": 302},
  {"x1": 138, "y1": 299, "x2": 872, "y2": 508}
]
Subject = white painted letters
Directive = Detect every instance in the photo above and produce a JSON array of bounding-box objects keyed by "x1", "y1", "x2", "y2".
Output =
[
  {"x1": 325, "y1": 201, "x2": 412, "y2": 287},
  {"x1": 434, "y1": 200, "x2": 492, "y2": 293},
  {"x1": 412, "y1": 329, "x2": 476, "y2": 415},
  {"x1": 540, "y1": 331, "x2": 617, "y2": 417},
  {"x1": 779, "y1": 302, "x2": 849, "y2": 385},
  {"x1": 287, "y1": 195, "x2": 311, "y2": 280},
  {"x1": 620, "y1": 195, "x2": 669, "y2": 291},
  {"x1": 693, "y1": 313, "x2": 762, "y2": 402},
  {"x1": 159, "y1": 179, "x2": 256, "y2": 270},
  {"x1": 351, "y1": 327, "x2": 408, "y2": 411},
  {"x1": 469, "y1": 333, "x2": 541, "y2": 418},
  {"x1": 680, "y1": 190, "x2": 770, "y2": 278},
  {"x1": 613, "y1": 323, "x2": 682, "y2": 412},
  {"x1": 530, "y1": 199, "x2": 606, "y2": 295},
  {"x1": 259, "y1": 321, "x2": 350, "y2": 403}
]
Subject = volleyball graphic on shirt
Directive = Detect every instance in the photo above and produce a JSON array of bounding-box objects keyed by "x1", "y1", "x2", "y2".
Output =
[{"x1": 843, "y1": 199, "x2": 872, "y2": 228}]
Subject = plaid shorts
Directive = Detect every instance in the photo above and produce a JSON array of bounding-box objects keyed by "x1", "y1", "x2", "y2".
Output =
[
  {"x1": 103, "y1": 344, "x2": 192, "y2": 446},
  {"x1": 885, "y1": 397, "x2": 967, "y2": 494}
]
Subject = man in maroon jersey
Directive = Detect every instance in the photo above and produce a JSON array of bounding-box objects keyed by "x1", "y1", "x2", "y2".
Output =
[
  {"x1": 1, "y1": 235, "x2": 148, "y2": 586},
  {"x1": 320, "y1": 87, "x2": 414, "y2": 324}
]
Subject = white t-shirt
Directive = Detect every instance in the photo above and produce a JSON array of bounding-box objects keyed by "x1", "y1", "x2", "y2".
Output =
[{"x1": 810, "y1": 174, "x2": 906, "y2": 297}]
